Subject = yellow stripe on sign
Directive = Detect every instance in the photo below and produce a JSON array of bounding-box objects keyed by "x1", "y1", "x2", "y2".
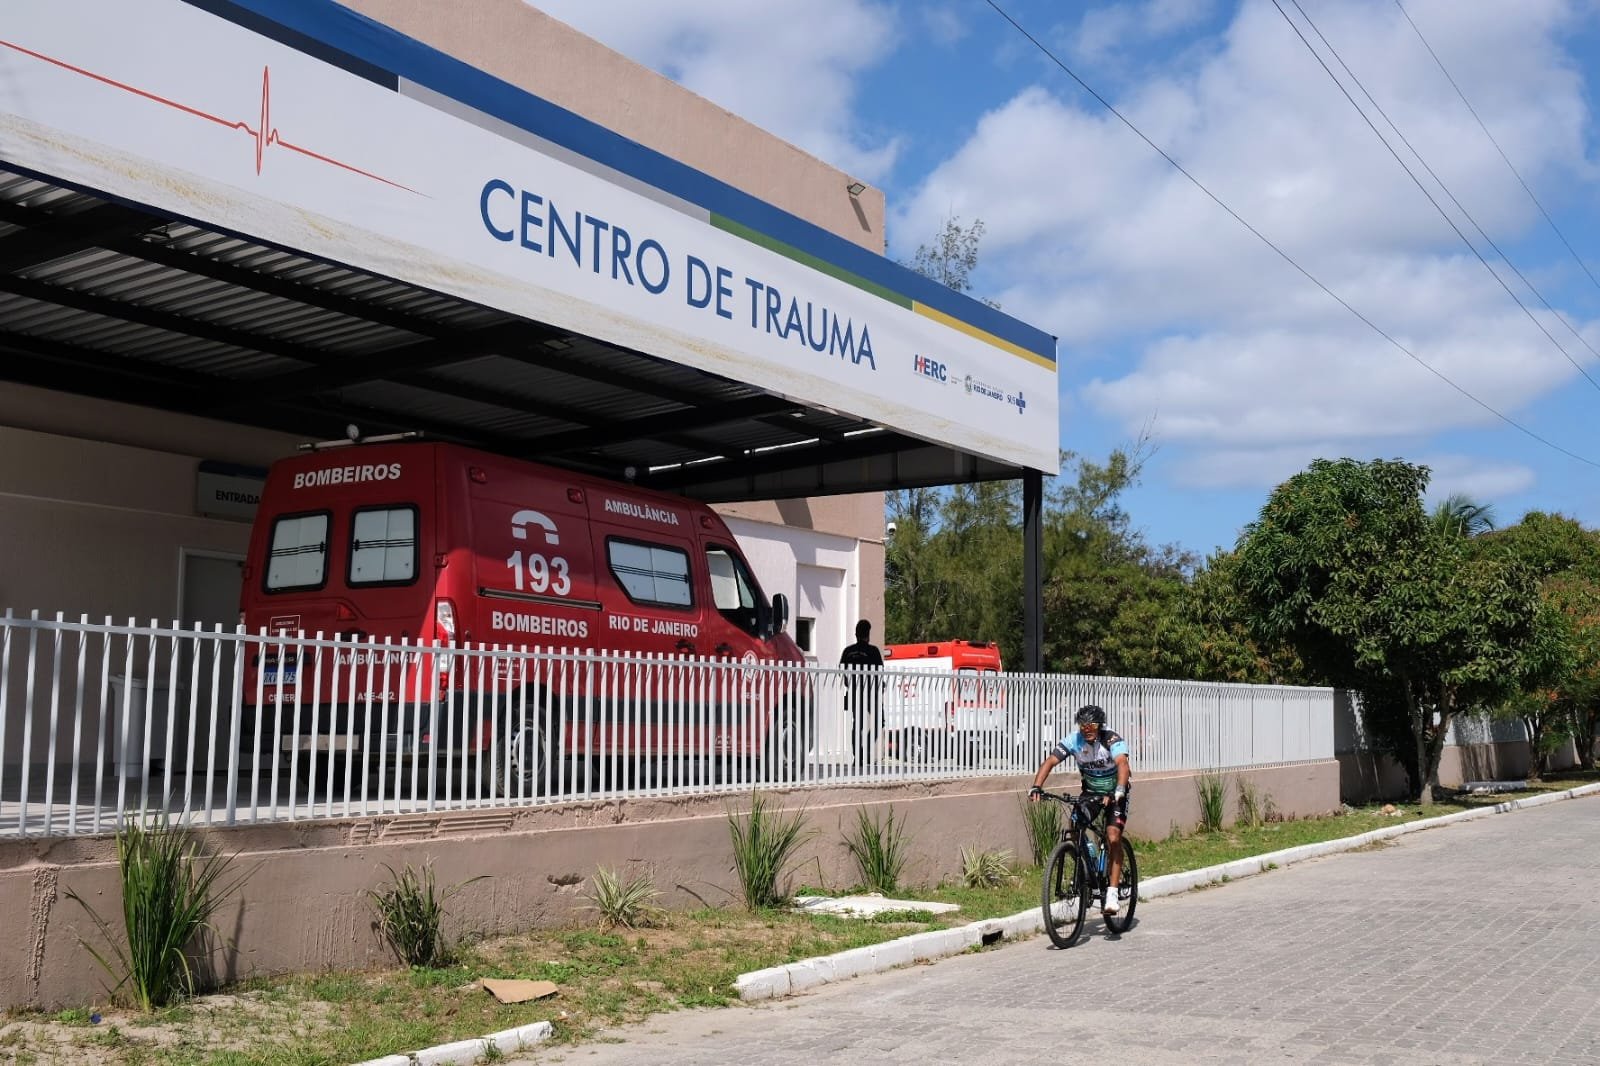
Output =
[{"x1": 913, "y1": 302, "x2": 1057, "y2": 371}]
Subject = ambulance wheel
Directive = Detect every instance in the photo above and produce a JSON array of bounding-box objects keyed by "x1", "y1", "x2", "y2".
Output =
[
  {"x1": 765, "y1": 703, "x2": 813, "y2": 784},
  {"x1": 484, "y1": 718, "x2": 546, "y2": 799},
  {"x1": 899, "y1": 729, "x2": 932, "y2": 764}
]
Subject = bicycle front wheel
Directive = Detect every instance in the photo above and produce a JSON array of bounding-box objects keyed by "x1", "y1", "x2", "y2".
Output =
[
  {"x1": 1041, "y1": 839, "x2": 1088, "y2": 949},
  {"x1": 1105, "y1": 836, "x2": 1138, "y2": 934}
]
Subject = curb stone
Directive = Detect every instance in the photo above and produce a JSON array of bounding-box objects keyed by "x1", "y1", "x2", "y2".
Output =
[
  {"x1": 734, "y1": 781, "x2": 1600, "y2": 1002},
  {"x1": 351, "y1": 1021, "x2": 553, "y2": 1066}
]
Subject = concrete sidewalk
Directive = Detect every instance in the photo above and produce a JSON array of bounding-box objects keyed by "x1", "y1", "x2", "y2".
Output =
[{"x1": 734, "y1": 781, "x2": 1600, "y2": 1001}]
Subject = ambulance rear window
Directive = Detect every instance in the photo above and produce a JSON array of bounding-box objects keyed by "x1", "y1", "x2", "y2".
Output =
[
  {"x1": 608, "y1": 539, "x2": 692, "y2": 607},
  {"x1": 349, "y1": 506, "x2": 417, "y2": 586},
  {"x1": 265, "y1": 512, "x2": 330, "y2": 592}
]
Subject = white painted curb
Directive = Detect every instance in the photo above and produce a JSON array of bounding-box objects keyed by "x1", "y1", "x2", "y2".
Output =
[
  {"x1": 352, "y1": 1020, "x2": 553, "y2": 1066},
  {"x1": 734, "y1": 781, "x2": 1600, "y2": 1002}
]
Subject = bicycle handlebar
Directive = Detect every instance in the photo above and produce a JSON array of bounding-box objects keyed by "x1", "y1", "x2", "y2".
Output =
[{"x1": 1033, "y1": 789, "x2": 1112, "y2": 822}]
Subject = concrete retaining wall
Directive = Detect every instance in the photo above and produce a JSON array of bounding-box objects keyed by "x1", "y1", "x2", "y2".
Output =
[{"x1": 0, "y1": 761, "x2": 1336, "y2": 1011}]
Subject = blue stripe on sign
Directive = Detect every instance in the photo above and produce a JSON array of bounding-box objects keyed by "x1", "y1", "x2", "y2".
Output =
[
  {"x1": 176, "y1": 0, "x2": 397, "y2": 89},
  {"x1": 198, "y1": 0, "x2": 1057, "y2": 363}
]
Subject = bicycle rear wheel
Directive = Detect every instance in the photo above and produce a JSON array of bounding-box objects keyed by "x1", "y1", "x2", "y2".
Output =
[
  {"x1": 1041, "y1": 839, "x2": 1088, "y2": 949},
  {"x1": 1104, "y1": 836, "x2": 1138, "y2": 934}
]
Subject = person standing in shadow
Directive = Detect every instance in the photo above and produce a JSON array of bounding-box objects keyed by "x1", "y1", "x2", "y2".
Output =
[{"x1": 839, "y1": 619, "x2": 884, "y2": 768}]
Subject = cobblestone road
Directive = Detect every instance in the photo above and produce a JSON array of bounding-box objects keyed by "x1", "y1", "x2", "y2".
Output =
[{"x1": 514, "y1": 795, "x2": 1600, "y2": 1066}]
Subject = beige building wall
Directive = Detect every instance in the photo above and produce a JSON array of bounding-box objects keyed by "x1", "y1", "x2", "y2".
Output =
[
  {"x1": 0, "y1": 392, "x2": 298, "y2": 621},
  {"x1": 336, "y1": 0, "x2": 887, "y2": 253}
]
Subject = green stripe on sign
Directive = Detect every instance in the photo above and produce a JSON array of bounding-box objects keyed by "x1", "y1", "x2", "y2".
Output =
[{"x1": 710, "y1": 214, "x2": 913, "y2": 310}]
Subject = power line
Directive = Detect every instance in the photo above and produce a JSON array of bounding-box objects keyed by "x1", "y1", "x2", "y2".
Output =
[
  {"x1": 1271, "y1": 0, "x2": 1600, "y2": 393},
  {"x1": 981, "y1": 0, "x2": 1600, "y2": 470},
  {"x1": 1289, "y1": 0, "x2": 1600, "y2": 370},
  {"x1": 1395, "y1": 0, "x2": 1600, "y2": 298}
]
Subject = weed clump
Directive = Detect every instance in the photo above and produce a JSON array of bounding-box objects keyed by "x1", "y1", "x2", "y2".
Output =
[
  {"x1": 367, "y1": 862, "x2": 485, "y2": 967},
  {"x1": 1196, "y1": 771, "x2": 1228, "y2": 832},
  {"x1": 1019, "y1": 794, "x2": 1062, "y2": 867},
  {"x1": 959, "y1": 846, "x2": 1012, "y2": 889},
  {"x1": 67, "y1": 816, "x2": 250, "y2": 1012},
  {"x1": 728, "y1": 792, "x2": 814, "y2": 910},
  {"x1": 841, "y1": 806, "x2": 909, "y2": 894},
  {"x1": 586, "y1": 867, "x2": 664, "y2": 930}
]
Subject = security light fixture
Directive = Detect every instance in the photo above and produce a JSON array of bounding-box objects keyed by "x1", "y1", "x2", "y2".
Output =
[{"x1": 846, "y1": 181, "x2": 866, "y2": 197}]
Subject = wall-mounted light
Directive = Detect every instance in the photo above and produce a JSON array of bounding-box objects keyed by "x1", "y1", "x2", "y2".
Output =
[{"x1": 846, "y1": 181, "x2": 866, "y2": 197}]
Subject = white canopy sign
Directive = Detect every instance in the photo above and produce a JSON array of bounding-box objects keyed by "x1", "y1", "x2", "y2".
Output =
[{"x1": 0, "y1": 0, "x2": 1059, "y2": 471}]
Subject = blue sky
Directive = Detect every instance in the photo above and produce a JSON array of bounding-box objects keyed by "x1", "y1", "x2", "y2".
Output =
[{"x1": 531, "y1": 0, "x2": 1600, "y2": 559}]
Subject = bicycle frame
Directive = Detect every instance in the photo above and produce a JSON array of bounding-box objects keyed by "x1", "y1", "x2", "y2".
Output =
[{"x1": 1037, "y1": 789, "x2": 1137, "y2": 948}]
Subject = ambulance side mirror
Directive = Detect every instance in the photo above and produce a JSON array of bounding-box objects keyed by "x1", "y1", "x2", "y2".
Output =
[{"x1": 768, "y1": 593, "x2": 790, "y2": 639}]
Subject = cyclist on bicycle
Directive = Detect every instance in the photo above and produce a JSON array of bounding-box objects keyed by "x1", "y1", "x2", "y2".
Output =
[{"x1": 1028, "y1": 704, "x2": 1131, "y2": 914}]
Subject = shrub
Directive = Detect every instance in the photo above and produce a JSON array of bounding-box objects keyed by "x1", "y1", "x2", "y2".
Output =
[
  {"x1": 586, "y1": 867, "x2": 663, "y2": 929},
  {"x1": 1020, "y1": 795, "x2": 1062, "y2": 867},
  {"x1": 960, "y1": 845, "x2": 1012, "y2": 889},
  {"x1": 67, "y1": 817, "x2": 249, "y2": 1011},
  {"x1": 1237, "y1": 778, "x2": 1274, "y2": 829},
  {"x1": 367, "y1": 862, "x2": 486, "y2": 967},
  {"x1": 1196, "y1": 771, "x2": 1228, "y2": 832},
  {"x1": 728, "y1": 792, "x2": 814, "y2": 910},
  {"x1": 841, "y1": 806, "x2": 909, "y2": 894}
]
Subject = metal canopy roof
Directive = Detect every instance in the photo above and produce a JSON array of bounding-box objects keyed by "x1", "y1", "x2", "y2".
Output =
[{"x1": 0, "y1": 165, "x2": 1025, "y2": 502}]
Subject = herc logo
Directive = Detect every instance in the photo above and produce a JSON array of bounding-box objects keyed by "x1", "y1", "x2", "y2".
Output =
[{"x1": 913, "y1": 354, "x2": 947, "y2": 382}]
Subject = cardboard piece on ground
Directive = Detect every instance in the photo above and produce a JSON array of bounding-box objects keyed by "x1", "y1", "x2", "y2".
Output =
[{"x1": 480, "y1": 978, "x2": 559, "y2": 1004}]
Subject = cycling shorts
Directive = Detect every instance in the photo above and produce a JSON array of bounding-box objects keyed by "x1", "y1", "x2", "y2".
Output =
[{"x1": 1082, "y1": 787, "x2": 1130, "y2": 829}]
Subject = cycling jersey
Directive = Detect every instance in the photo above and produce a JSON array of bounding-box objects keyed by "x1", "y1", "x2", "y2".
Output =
[{"x1": 1052, "y1": 729, "x2": 1130, "y2": 794}]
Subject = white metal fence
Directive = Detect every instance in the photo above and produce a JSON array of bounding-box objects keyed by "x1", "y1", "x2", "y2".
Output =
[
  {"x1": 0, "y1": 611, "x2": 1335, "y2": 837},
  {"x1": 1332, "y1": 691, "x2": 1532, "y2": 754}
]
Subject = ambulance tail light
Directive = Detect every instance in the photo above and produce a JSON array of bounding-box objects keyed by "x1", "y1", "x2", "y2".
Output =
[{"x1": 435, "y1": 598, "x2": 458, "y2": 682}]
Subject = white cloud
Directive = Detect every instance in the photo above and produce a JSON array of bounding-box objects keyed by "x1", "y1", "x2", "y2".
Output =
[
  {"x1": 527, "y1": 0, "x2": 901, "y2": 180},
  {"x1": 898, "y1": 0, "x2": 1599, "y2": 490},
  {"x1": 919, "y1": 5, "x2": 970, "y2": 48},
  {"x1": 1074, "y1": 0, "x2": 1215, "y2": 63},
  {"x1": 1421, "y1": 455, "x2": 1538, "y2": 507}
]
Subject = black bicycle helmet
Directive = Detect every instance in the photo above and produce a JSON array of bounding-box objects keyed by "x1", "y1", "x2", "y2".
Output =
[{"x1": 1073, "y1": 704, "x2": 1107, "y2": 726}]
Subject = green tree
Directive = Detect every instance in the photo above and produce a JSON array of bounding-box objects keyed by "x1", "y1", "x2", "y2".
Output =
[
  {"x1": 1431, "y1": 492, "x2": 1497, "y2": 538},
  {"x1": 1544, "y1": 572, "x2": 1600, "y2": 770},
  {"x1": 907, "y1": 214, "x2": 987, "y2": 296},
  {"x1": 1235, "y1": 459, "x2": 1539, "y2": 802},
  {"x1": 1162, "y1": 550, "x2": 1306, "y2": 684},
  {"x1": 885, "y1": 445, "x2": 1193, "y2": 675},
  {"x1": 1477, "y1": 511, "x2": 1600, "y2": 771}
]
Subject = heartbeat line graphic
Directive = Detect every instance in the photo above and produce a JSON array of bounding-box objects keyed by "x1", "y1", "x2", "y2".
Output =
[{"x1": 0, "y1": 39, "x2": 420, "y2": 195}]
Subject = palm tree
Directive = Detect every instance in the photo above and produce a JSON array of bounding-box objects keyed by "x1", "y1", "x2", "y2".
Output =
[{"x1": 1432, "y1": 493, "x2": 1496, "y2": 538}]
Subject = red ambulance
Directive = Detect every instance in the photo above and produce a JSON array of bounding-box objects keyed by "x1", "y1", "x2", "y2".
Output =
[
  {"x1": 237, "y1": 438, "x2": 808, "y2": 793},
  {"x1": 879, "y1": 639, "x2": 1005, "y2": 763}
]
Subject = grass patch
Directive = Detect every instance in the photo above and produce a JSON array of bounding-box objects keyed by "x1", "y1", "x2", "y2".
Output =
[{"x1": 14, "y1": 781, "x2": 1589, "y2": 1065}]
